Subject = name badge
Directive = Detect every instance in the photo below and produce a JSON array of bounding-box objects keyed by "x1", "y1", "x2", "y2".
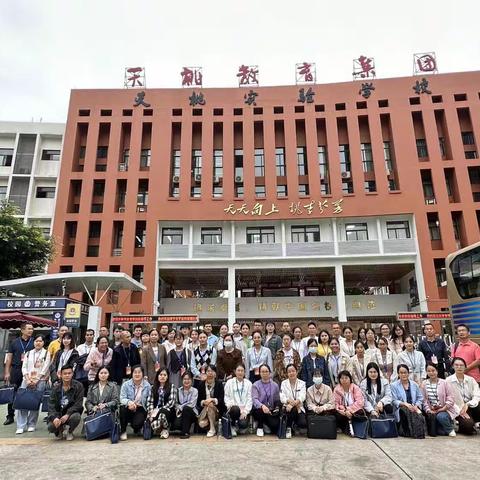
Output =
[
  {"x1": 431, "y1": 355, "x2": 438, "y2": 364},
  {"x1": 126, "y1": 366, "x2": 132, "y2": 376},
  {"x1": 254, "y1": 368, "x2": 260, "y2": 376},
  {"x1": 21, "y1": 353, "x2": 25, "y2": 362}
]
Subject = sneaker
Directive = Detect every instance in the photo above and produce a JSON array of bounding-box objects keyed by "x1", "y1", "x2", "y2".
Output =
[
  {"x1": 27, "y1": 427, "x2": 35, "y2": 433},
  {"x1": 180, "y1": 433, "x2": 190, "y2": 439},
  {"x1": 474, "y1": 422, "x2": 480, "y2": 433},
  {"x1": 62, "y1": 425, "x2": 70, "y2": 440},
  {"x1": 120, "y1": 432, "x2": 128, "y2": 441},
  {"x1": 206, "y1": 430, "x2": 216, "y2": 438},
  {"x1": 448, "y1": 430, "x2": 456, "y2": 437},
  {"x1": 4, "y1": 417, "x2": 14, "y2": 426},
  {"x1": 15, "y1": 429, "x2": 23, "y2": 435},
  {"x1": 286, "y1": 427, "x2": 292, "y2": 439},
  {"x1": 256, "y1": 428, "x2": 264, "y2": 437},
  {"x1": 160, "y1": 429, "x2": 169, "y2": 439},
  {"x1": 66, "y1": 432, "x2": 74, "y2": 441},
  {"x1": 231, "y1": 426, "x2": 237, "y2": 437},
  {"x1": 263, "y1": 424, "x2": 271, "y2": 434},
  {"x1": 454, "y1": 420, "x2": 460, "y2": 433}
]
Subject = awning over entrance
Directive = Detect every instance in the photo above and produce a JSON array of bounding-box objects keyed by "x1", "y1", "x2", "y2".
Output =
[{"x1": 0, "y1": 311, "x2": 57, "y2": 329}]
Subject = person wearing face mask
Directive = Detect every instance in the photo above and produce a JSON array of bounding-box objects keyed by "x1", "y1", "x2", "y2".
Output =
[
  {"x1": 264, "y1": 321, "x2": 283, "y2": 359},
  {"x1": 326, "y1": 338, "x2": 352, "y2": 388},
  {"x1": 306, "y1": 368, "x2": 335, "y2": 415},
  {"x1": 300, "y1": 339, "x2": 330, "y2": 388},
  {"x1": 252, "y1": 364, "x2": 281, "y2": 437},
  {"x1": 360, "y1": 362, "x2": 393, "y2": 417},
  {"x1": 245, "y1": 331, "x2": 273, "y2": 383},
  {"x1": 274, "y1": 333, "x2": 301, "y2": 385},
  {"x1": 216, "y1": 334, "x2": 243, "y2": 381},
  {"x1": 394, "y1": 335, "x2": 426, "y2": 384}
]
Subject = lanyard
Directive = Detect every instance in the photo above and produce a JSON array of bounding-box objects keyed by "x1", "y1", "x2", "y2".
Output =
[
  {"x1": 290, "y1": 380, "x2": 298, "y2": 400},
  {"x1": 101, "y1": 351, "x2": 106, "y2": 367},
  {"x1": 253, "y1": 347, "x2": 262, "y2": 366},
  {"x1": 458, "y1": 380, "x2": 467, "y2": 401},
  {"x1": 33, "y1": 349, "x2": 43, "y2": 366},
  {"x1": 293, "y1": 340, "x2": 302, "y2": 353},
  {"x1": 261, "y1": 382, "x2": 272, "y2": 405},
  {"x1": 235, "y1": 379, "x2": 245, "y2": 402},
  {"x1": 345, "y1": 341, "x2": 354, "y2": 356},
  {"x1": 182, "y1": 388, "x2": 192, "y2": 405},
  {"x1": 406, "y1": 351, "x2": 417, "y2": 371},
  {"x1": 20, "y1": 337, "x2": 33, "y2": 354},
  {"x1": 356, "y1": 357, "x2": 365, "y2": 378},
  {"x1": 377, "y1": 352, "x2": 388, "y2": 373},
  {"x1": 122, "y1": 347, "x2": 131, "y2": 366},
  {"x1": 330, "y1": 355, "x2": 340, "y2": 380}
]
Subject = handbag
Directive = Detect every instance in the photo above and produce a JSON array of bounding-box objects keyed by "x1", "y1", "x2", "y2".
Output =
[
  {"x1": 111, "y1": 414, "x2": 120, "y2": 444},
  {"x1": 307, "y1": 413, "x2": 337, "y2": 439},
  {"x1": 143, "y1": 418, "x2": 152, "y2": 440},
  {"x1": 399, "y1": 407, "x2": 426, "y2": 439},
  {"x1": 425, "y1": 412, "x2": 437, "y2": 437},
  {"x1": 13, "y1": 388, "x2": 43, "y2": 411},
  {"x1": 221, "y1": 413, "x2": 232, "y2": 439},
  {"x1": 84, "y1": 410, "x2": 114, "y2": 441},
  {"x1": 0, "y1": 385, "x2": 15, "y2": 405},
  {"x1": 277, "y1": 412, "x2": 288, "y2": 439},
  {"x1": 369, "y1": 414, "x2": 398, "y2": 438},
  {"x1": 74, "y1": 353, "x2": 89, "y2": 383},
  {"x1": 351, "y1": 415, "x2": 369, "y2": 439},
  {"x1": 41, "y1": 389, "x2": 51, "y2": 413}
]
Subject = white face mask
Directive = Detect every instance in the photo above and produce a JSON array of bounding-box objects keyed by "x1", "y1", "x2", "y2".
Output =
[
  {"x1": 309, "y1": 347, "x2": 317, "y2": 354},
  {"x1": 224, "y1": 341, "x2": 233, "y2": 348},
  {"x1": 313, "y1": 377, "x2": 323, "y2": 385}
]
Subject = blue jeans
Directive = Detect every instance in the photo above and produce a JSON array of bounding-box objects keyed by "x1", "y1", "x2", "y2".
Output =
[{"x1": 435, "y1": 411, "x2": 453, "y2": 435}]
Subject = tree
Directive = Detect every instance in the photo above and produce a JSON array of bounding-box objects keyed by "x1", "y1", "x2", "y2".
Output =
[{"x1": 0, "y1": 202, "x2": 55, "y2": 281}]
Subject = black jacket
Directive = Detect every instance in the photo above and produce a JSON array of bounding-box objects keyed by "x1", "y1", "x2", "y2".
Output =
[
  {"x1": 50, "y1": 349, "x2": 80, "y2": 384},
  {"x1": 111, "y1": 344, "x2": 141, "y2": 384},
  {"x1": 48, "y1": 379, "x2": 84, "y2": 420},
  {"x1": 196, "y1": 379, "x2": 225, "y2": 415}
]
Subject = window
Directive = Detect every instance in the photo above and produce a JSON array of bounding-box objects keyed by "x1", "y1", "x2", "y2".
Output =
[
  {"x1": 383, "y1": 142, "x2": 393, "y2": 171},
  {"x1": 234, "y1": 185, "x2": 244, "y2": 197},
  {"x1": 88, "y1": 222, "x2": 101, "y2": 238},
  {"x1": 345, "y1": 223, "x2": 368, "y2": 241},
  {"x1": 435, "y1": 261, "x2": 446, "y2": 287},
  {"x1": 0, "y1": 148, "x2": 13, "y2": 166},
  {"x1": 191, "y1": 186, "x2": 201, "y2": 198},
  {"x1": 213, "y1": 150, "x2": 223, "y2": 178},
  {"x1": 388, "y1": 179, "x2": 398, "y2": 191},
  {"x1": 277, "y1": 185, "x2": 287, "y2": 197},
  {"x1": 246, "y1": 226, "x2": 275, "y2": 244},
  {"x1": 140, "y1": 149, "x2": 151, "y2": 168},
  {"x1": 0, "y1": 186, "x2": 7, "y2": 201},
  {"x1": 364, "y1": 181, "x2": 376, "y2": 193},
  {"x1": 462, "y1": 131, "x2": 475, "y2": 145},
  {"x1": 254, "y1": 149, "x2": 265, "y2": 177},
  {"x1": 318, "y1": 146, "x2": 330, "y2": 195},
  {"x1": 234, "y1": 149, "x2": 243, "y2": 179},
  {"x1": 386, "y1": 221, "x2": 411, "y2": 239},
  {"x1": 79, "y1": 146, "x2": 86, "y2": 159},
  {"x1": 297, "y1": 147, "x2": 308, "y2": 175},
  {"x1": 213, "y1": 186, "x2": 223, "y2": 198},
  {"x1": 298, "y1": 184, "x2": 309, "y2": 196},
  {"x1": 450, "y1": 246, "x2": 480, "y2": 299},
  {"x1": 339, "y1": 145, "x2": 350, "y2": 172},
  {"x1": 275, "y1": 148, "x2": 286, "y2": 176},
  {"x1": 35, "y1": 187, "x2": 56, "y2": 198},
  {"x1": 41, "y1": 149, "x2": 60, "y2": 161},
  {"x1": 255, "y1": 185, "x2": 266, "y2": 198},
  {"x1": 465, "y1": 151, "x2": 478, "y2": 159},
  {"x1": 137, "y1": 191, "x2": 148, "y2": 205},
  {"x1": 132, "y1": 265, "x2": 144, "y2": 284},
  {"x1": 97, "y1": 146, "x2": 108, "y2": 158},
  {"x1": 416, "y1": 139, "x2": 428, "y2": 158},
  {"x1": 342, "y1": 181, "x2": 354, "y2": 194},
  {"x1": 192, "y1": 149, "x2": 202, "y2": 177},
  {"x1": 162, "y1": 227, "x2": 183, "y2": 244},
  {"x1": 92, "y1": 181, "x2": 105, "y2": 197},
  {"x1": 428, "y1": 219, "x2": 441, "y2": 240},
  {"x1": 291, "y1": 225, "x2": 320, "y2": 243},
  {"x1": 361, "y1": 143, "x2": 374, "y2": 172},
  {"x1": 439, "y1": 137, "x2": 446, "y2": 158},
  {"x1": 135, "y1": 222, "x2": 146, "y2": 248},
  {"x1": 201, "y1": 227, "x2": 222, "y2": 245},
  {"x1": 171, "y1": 150, "x2": 181, "y2": 177}
]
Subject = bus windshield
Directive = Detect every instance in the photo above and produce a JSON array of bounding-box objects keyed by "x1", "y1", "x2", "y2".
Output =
[{"x1": 450, "y1": 245, "x2": 480, "y2": 299}]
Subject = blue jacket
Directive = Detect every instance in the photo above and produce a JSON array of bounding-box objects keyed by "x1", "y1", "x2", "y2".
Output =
[
  {"x1": 120, "y1": 379, "x2": 152, "y2": 410},
  {"x1": 390, "y1": 379, "x2": 424, "y2": 422},
  {"x1": 300, "y1": 354, "x2": 330, "y2": 388}
]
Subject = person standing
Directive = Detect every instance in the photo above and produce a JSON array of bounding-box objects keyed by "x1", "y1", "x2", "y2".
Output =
[
  {"x1": 418, "y1": 323, "x2": 450, "y2": 379},
  {"x1": 264, "y1": 321, "x2": 282, "y2": 359},
  {"x1": 141, "y1": 329, "x2": 167, "y2": 384},
  {"x1": 450, "y1": 324, "x2": 480, "y2": 383},
  {"x1": 84, "y1": 336, "x2": 113, "y2": 383},
  {"x1": 300, "y1": 339, "x2": 330, "y2": 388},
  {"x1": 76, "y1": 329, "x2": 95, "y2": 394},
  {"x1": 167, "y1": 332, "x2": 198, "y2": 388},
  {"x1": 292, "y1": 327, "x2": 307, "y2": 360},
  {"x1": 3, "y1": 322, "x2": 35, "y2": 425},
  {"x1": 111, "y1": 331, "x2": 141, "y2": 385},
  {"x1": 326, "y1": 338, "x2": 352, "y2": 388},
  {"x1": 394, "y1": 335, "x2": 426, "y2": 385},
  {"x1": 47, "y1": 365, "x2": 84, "y2": 441},
  {"x1": 302, "y1": 322, "x2": 318, "y2": 347},
  {"x1": 273, "y1": 333, "x2": 301, "y2": 384},
  {"x1": 47, "y1": 325, "x2": 69, "y2": 360},
  {"x1": 192, "y1": 331, "x2": 217, "y2": 384},
  {"x1": 77, "y1": 329, "x2": 95, "y2": 357},
  {"x1": 50, "y1": 333, "x2": 79, "y2": 385},
  {"x1": 203, "y1": 323, "x2": 219, "y2": 349},
  {"x1": 131, "y1": 325, "x2": 144, "y2": 348},
  {"x1": 216, "y1": 334, "x2": 243, "y2": 381},
  {"x1": 110, "y1": 325, "x2": 123, "y2": 349},
  {"x1": 245, "y1": 331, "x2": 272, "y2": 383}
]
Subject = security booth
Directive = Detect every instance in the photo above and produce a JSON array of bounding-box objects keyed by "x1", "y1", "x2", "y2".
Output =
[
  {"x1": 396, "y1": 311, "x2": 453, "y2": 346},
  {"x1": 110, "y1": 313, "x2": 199, "y2": 336}
]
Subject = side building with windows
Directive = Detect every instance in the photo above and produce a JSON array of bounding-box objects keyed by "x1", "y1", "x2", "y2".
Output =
[
  {"x1": 0, "y1": 121, "x2": 64, "y2": 236},
  {"x1": 49, "y1": 72, "x2": 480, "y2": 328}
]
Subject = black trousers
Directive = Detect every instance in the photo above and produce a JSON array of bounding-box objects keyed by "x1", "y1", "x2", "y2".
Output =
[
  {"x1": 6, "y1": 368, "x2": 23, "y2": 419},
  {"x1": 252, "y1": 408, "x2": 280, "y2": 433},
  {"x1": 119, "y1": 405, "x2": 147, "y2": 434},
  {"x1": 457, "y1": 404, "x2": 480, "y2": 435},
  {"x1": 367, "y1": 404, "x2": 393, "y2": 415},
  {"x1": 335, "y1": 409, "x2": 366, "y2": 433},
  {"x1": 47, "y1": 412, "x2": 82, "y2": 435},
  {"x1": 248, "y1": 372, "x2": 261, "y2": 383},
  {"x1": 285, "y1": 409, "x2": 307, "y2": 429},
  {"x1": 173, "y1": 406, "x2": 197, "y2": 435},
  {"x1": 229, "y1": 406, "x2": 249, "y2": 429}
]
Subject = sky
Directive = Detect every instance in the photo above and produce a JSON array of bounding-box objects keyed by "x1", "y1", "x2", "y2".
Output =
[{"x1": 1, "y1": 0, "x2": 479, "y2": 123}]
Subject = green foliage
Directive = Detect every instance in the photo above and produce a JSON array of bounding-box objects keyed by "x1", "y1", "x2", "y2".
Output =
[{"x1": 0, "y1": 202, "x2": 55, "y2": 281}]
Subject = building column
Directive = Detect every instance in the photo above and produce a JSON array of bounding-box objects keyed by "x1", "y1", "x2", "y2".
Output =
[
  {"x1": 335, "y1": 264, "x2": 347, "y2": 322},
  {"x1": 227, "y1": 267, "x2": 236, "y2": 331}
]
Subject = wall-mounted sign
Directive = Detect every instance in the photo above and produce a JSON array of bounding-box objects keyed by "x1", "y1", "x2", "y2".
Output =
[
  {"x1": 397, "y1": 312, "x2": 450, "y2": 321},
  {"x1": 64, "y1": 303, "x2": 81, "y2": 328}
]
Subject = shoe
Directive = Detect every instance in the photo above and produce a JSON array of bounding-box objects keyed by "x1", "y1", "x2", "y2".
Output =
[
  {"x1": 180, "y1": 433, "x2": 190, "y2": 439},
  {"x1": 4, "y1": 418, "x2": 14, "y2": 426},
  {"x1": 474, "y1": 422, "x2": 480, "y2": 433},
  {"x1": 160, "y1": 429, "x2": 169, "y2": 439},
  {"x1": 15, "y1": 429, "x2": 23, "y2": 435},
  {"x1": 62, "y1": 425, "x2": 69, "y2": 440},
  {"x1": 454, "y1": 420, "x2": 460, "y2": 433},
  {"x1": 286, "y1": 428, "x2": 292, "y2": 439},
  {"x1": 448, "y1": 430, "x2": 456, "y2": 437},
  {"x1": 120, "y1": 432, "x2": 127, "y2": 441},
  {"x1": 263, "y1": 424, "x2": 271, "y2": 434},
  {"x1": 256, "y1": 428, "x2": 264, "y2": 437},
  {"x1": 66, "y1": 432, "x2": 74, "y2": 441},
  {"x1": 27, "y1": 427, "x2": 35, "y2": 433},
  {"x1": 206, "y1": 430, "x2": 216, "y2": 438},
  {"x1": 231, "y1": 427, "x2": 237, "y2": 437}
]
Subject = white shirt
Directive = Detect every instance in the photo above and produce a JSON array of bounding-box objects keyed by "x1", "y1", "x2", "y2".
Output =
[
  {"x1": 280, "y1": 378, "x2": 307, "y2": 412},
  {"x1": 77, "y1": 343, "x2": 94, "y2": 356},
  {"x1": 292, "y1": 339, "x2": 307, "y2": 359},
  {"x1": 446, "y1": 373, "x2": 480, "y2": 409},
  {"x1": 224, "y1": 378, "x2": 253, "y2": 412}
]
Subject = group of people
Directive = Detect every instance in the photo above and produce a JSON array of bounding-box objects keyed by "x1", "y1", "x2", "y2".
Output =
[{"x1": 3, "y1": 319, "x2": 480, "y2": 441}]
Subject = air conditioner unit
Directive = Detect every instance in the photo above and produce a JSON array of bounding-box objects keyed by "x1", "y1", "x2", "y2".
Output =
[
  {"x1": 119, "y1": 163, "x2": 127, "y2": 172},
  {"x1": 341, "y1": 171, "x2": 351, "y2": 179},
  {"x1": 112, "y1": 248, "x2": 122, "y2": 257},
  {"x1": 235, "y1": 175, "x2": 243, "y2": 183},
  {"x1": 118, "y1": 206, "x2": 126, "y2": 213},
  {"x1": 137, "y1": 205, "x2": 147, "y2": 212},
  {"x1": 172, "y1": 175, "x2": 180, "y2": 183},
  {"x1": 195, "y1": 174, "x2": 202, "y2": 182}
]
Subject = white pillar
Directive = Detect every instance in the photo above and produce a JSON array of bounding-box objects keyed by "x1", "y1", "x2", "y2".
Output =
[
  {"x1": 227, "y1": 267, "x2": 236, "y2": 331},
  {"x1": 87, "y1": 306, "x2": 102, "y2": 335},
  {"x1": 281, "y1": 221, "x2": 286, "y2": 257},
  {"x1": 188, "y1": 223, "x2": 193, "y2": 259},
  {"x1": 335, "y1": 264, "x2": 347, "y2": 322},
  {"x1": 412, "y1": 214, "x2": 428, "y2": 311},
  {"x1": 376, "y1": 218, "x2": 384, "y2": 255},
  {"x1": 332, "y1": 218, "x2": 339, "y2": 256}
]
